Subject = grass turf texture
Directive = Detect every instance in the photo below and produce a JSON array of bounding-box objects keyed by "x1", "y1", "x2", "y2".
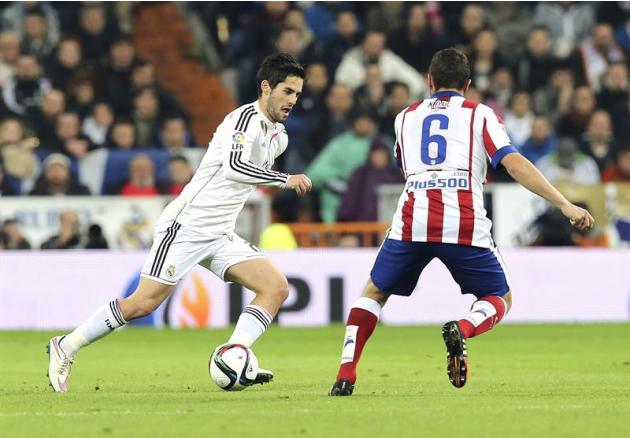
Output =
[{"x1": 1, "y1": 324, "x2": 629, "y2": 437}]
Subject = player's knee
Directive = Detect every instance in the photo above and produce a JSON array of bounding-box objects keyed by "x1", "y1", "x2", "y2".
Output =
[{"x1": 258, "y1": 275, "x2": 290, "y2": 305}]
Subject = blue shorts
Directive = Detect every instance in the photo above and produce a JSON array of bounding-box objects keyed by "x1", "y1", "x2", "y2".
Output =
[{"x1": 370, "y1": 239, "x2": 510, "y2": 297}]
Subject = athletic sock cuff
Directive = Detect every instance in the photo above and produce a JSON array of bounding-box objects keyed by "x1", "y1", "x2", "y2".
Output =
[
  {"x1": 108, "y1": 299, "x2": 126, "y2": 327},
  {"x1": 352, "y1": 297, "x2": 382, "y2": 319},
  {"x1": 243, "y1": 305, "x2": 273, "y2": 330}
]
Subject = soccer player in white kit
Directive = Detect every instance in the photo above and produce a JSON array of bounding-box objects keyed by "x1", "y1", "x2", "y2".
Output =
[
  {"x1": 329, "y1": 48, "x2": 594, "y2": 396},
  {"x1": 47, "y1": 53, "x2": 312, "y2": 392}
]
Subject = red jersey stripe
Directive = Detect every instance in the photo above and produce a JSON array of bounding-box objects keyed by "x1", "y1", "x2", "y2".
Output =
[
  {"x1": 482, "y1": 119, "x2": 498, "y2": 156},
  {"x1": 426, "y1": 190, "x2": 444, "y2": 242},
  {"x1": 457, "y1": 190, "x2": 474, "y2": 245},
  {"x1": 401, "y1": 191, "x2": 415, "y2": 241}
]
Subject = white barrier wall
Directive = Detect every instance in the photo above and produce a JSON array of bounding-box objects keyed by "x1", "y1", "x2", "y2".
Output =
[{"x1": 1, "y1": 249, "x2": 628, "y2": 329}]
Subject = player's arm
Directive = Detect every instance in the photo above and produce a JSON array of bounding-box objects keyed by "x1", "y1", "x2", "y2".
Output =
[
  {"x1": 222, "y1": 125, "x2": 311, "y2": 195},
  {"x1": 500, "y1": 153, "x2": 593, "y2": 230},
  {"x1": 482, "y1": 107, "x2": 593, "y2": 231}
]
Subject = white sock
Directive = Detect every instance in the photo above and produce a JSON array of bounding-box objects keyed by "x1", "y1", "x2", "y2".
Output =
[
  {"x1": 59, "y1": 300, "x2": 127, "y2": 356},
  {"x1": 352, "y1": 297, "x2": 382, "y2": 318},
  {"x1": 228, "y1": 305, "x2": 273, "y2": 347}
]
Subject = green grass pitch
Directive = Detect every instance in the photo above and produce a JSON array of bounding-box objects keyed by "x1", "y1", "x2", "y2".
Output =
[{"x1": 1, "y1": 324, "x2": 629, "y2": 437}]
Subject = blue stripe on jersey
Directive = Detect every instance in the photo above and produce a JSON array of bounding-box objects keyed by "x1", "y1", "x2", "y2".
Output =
[{"x1": 491, "y1": 145, "x2": 519, "y2": 169}]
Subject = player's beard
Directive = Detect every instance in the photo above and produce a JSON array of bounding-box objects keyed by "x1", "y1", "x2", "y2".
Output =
[{"x1": 267, "y1": 99, "x2": 289, "y2": 123}]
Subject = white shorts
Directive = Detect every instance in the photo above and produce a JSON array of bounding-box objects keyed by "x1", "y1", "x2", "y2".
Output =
[{"x1": 140, "y1": 221, "x2": 265, "y2": 285}]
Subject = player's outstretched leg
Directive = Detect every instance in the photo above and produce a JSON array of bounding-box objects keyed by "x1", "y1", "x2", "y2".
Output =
[
  {"x1": 47, "y1": 277, "x2": 174, "y2": 392},
  {"x1": 442, "y1": 292, "x2": 511, "y2": 388},
  {"x1": 330, "y1": 280, "x2": 387, "y2": 396},
  {"x1": 220, "y1": 258, "x2": 291, "y2": 385}
]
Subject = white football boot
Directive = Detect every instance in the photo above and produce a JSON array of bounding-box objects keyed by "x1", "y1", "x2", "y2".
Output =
[{"x1": 47, "y1": 336, "x2": 75, "y2": 393}]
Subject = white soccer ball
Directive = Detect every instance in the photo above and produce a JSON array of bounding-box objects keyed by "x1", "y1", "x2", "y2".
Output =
[{"x1": 209, "y1": 344, "x2": 258, "y2": 391}]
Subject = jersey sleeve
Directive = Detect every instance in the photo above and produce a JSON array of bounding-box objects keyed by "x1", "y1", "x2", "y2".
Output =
[
  {"x1": 222, "y1": 117, "x2": 289, "y2": 187},
  {"x1": 481, "y1": 108, "x2": 519, "y2": 169}
]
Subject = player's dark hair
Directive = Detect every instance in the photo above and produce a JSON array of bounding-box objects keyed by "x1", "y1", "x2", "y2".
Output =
[
  {"x1": 428, "y1": 48, "x2": 471, "y2": 91},
  {"x1": 256, "y1": 53, "x2": 305, "y2": 96}
]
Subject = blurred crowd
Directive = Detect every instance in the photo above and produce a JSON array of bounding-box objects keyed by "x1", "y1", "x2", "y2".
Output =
[{"x1": 1, "y1": 1, "x2": 629, "y2": 249}]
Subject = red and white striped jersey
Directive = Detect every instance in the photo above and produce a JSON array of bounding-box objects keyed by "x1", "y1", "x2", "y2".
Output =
[{"x1": 389, "y1": 91, "x2": 518, "y2": 248}]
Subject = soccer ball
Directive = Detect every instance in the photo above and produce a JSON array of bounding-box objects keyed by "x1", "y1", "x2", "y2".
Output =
[{"x1": 209, "y1": 344, "x2": 258, "y2": 391}]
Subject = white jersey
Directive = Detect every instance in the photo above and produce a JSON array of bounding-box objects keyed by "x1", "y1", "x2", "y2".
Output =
[
  {"x1": 158, "y1": 101, "x2": 289, "y2": 237},
  {"x1": 389, "y1": 91, "x2": 517, "y2": 248}
]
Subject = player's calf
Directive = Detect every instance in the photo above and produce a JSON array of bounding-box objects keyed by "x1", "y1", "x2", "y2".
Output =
[{"x1": 458, "y1": 293, "x2": 509, "y2": 339}]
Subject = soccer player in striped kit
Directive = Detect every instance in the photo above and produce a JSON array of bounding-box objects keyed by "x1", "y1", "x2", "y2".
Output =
[
  {"x1": 47, "y1": 53, "x2": 312, "y2": 392},
  {"x1": 330, "y1": 48, "x2": 594, "y2": 396}
]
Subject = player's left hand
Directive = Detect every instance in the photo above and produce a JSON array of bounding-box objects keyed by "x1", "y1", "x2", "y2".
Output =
[
  {"x1": 561, "y1": 203, "x2": 594, "y2": 231},
  {"x1": 286, "y1": 174, "x2": 312, "y2": 196}
]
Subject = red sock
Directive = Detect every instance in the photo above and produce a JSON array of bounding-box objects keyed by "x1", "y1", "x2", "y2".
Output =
[
  {"x1": 458, "y1": 295, "x2": 507, "y2": 339},
  {"x1": 336, "y1": 305, "x2": 379, "y2": 384}
]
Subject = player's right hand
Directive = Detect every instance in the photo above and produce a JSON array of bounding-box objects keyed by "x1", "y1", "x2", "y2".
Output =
[
  {"x1": 286, "y1": 174, "x2": 312, "y2": 196},
  {"x1": 560, "y1": 203, "x2": 594, "y2": 231}
]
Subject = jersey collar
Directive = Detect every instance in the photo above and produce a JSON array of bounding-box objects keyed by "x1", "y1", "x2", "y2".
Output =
[{"x1": 431, "y1": 91, "x2": 463, "y2": 98}]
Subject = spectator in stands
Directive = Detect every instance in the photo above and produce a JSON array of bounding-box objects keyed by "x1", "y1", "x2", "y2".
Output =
[
  {"x1": 1, "y1": 2, "x2": 60, "y2": 46},
  {"x1": 51, "y1": 111, "x2": 92, "y2": 158},
  {"x1": 615, "y1": 18, "x2": 630, "y2": 56},
  {"x1": 102, "y1": 35, "x2": 138, "y2": 112},
  {"x1": 132, "y1": 86, "x2": 161, "y2": 148},
  {"x1": 322, "y1": 10, "x2": 360, "y2": 76},
  {"x1": 365, "y1": 2, "x2": 404, "y2": 35},
  {"x1": 45, "y1": 36, "x2": 84, "y2": 92},
  {"x1": 532, "y1": 65, "x2": 575, "y2": 119},
  {"x1": 537, "y1": 137, "x2": 600, "y2": 185},
  {"x1": 388, "y1": 3, "x2": 445, "y2": 74},
  {"x1": 1, "y1": 219, "x2": 31, "y2": 250},
  {"x1": 0, "y1": 159, "x2": 18, "y2": 196},
  {"x1": 579, "y1": 23, "x2": 626, "y2": 92},
  {"x1": 484, "y1": 67, "x2": 513, "y2": 115},
  {"x1": 533, "y1": 2, "x2": 595, "y2": 58},
  {"x1": 29, "y1": 88, "x2": 65, "y2": 148},
  {"x1": 602, "y1": 143, "x2": 630, "y2": 182},
  {"x1": 159, "y1": 115, "x2": 197, "y2": 151},
  {"x1": 82, "y1": 101, "x2": 114, "y2": 147},
  {"x1": 2, "y1": 54, "x2": 50, "y2": 116},
  {"x1": 452, "y1": 3, "x2": 486, "y2": 49},
  {"x1": 274, "y1": 28, "x2": 305, "y2": 62},
  {"x1": 519, "y1": 116, "x2": 557, "y2": 165},
  {"x1": 514, "y1": 26, "x2": 556, "y2": 94},
  {"x1": 295, "y1": 83, "x2": 353, "y2": 172},
  {"x1": 76, "y1": 3, "x2": 117, "y2": 62},
  {"x1": 291, "y1": 62, "x2": 328, "y2": 118},
  {"x1": 0, "y1": 116, "x2": 39, "y2": 190},
  {"x1": 131, "y1": 61, "x2": 181, "y2": 116},
  {"x1": 597, "y1": 62, "x2": 629, "y2": 136},
  {"x1": 41, "y1": 209, "x2": 82, "y2": 250},
  {"x1": 118, "y1": 153, "x2": 165, "y2": 196},
  {"x1": 335, "y1": 30, "x2": 427, "y2": 100},
  {"x1": 20, "y1": 8, "x2": 57, "y2": 59},
  {"x1": 306, "y1": 108, "x2": 378, "y2": 223},
  {"x1": 167, "y1": 155, "x2": 193, "y2": 195},
  {"x1": 469, "y1": 28, "x2": 506, "y2": 93},
  {"x1": 66, "y1": 73, "x2": 97, "y2": 119},
  {"x1": 504, "y1": 91, "x2": 535, "y2": 148},
  {"x1": 338, "y1": 137, "x2": 403, "y2": 222},
  {"x1": 581, "y1": 110, "x2": 616, "y2": 173},
  {"x1": 353, "y1": 63, "x2": 387, "y2": 116},
  {"x1": 84, "y1": 224, "x2": 109, "y2": 249},
  {"x1": 378, "y1": 81, "x2": 411, "y2": 140},
  {"x1": 531, "y1": 207, "x2": 577, "y2": 246},
  {"x1": 486, "y1": 2, "x2": 532, "y2": 65},
  {"x1": 0, "y1": 31, "x2": 20, "y2": 83},
  {"x1": 556, "y1": 85, "x2": 597, "y2": 142},
  {"x1": 106, "y1": 118, "x2": 136, "y2": 150},
  {"x1": 282, "y1": 7, "x2": 318, "y2": 61},
  {"x1": 30, "y1": 153, "x2": 90, "y2": 196}
]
